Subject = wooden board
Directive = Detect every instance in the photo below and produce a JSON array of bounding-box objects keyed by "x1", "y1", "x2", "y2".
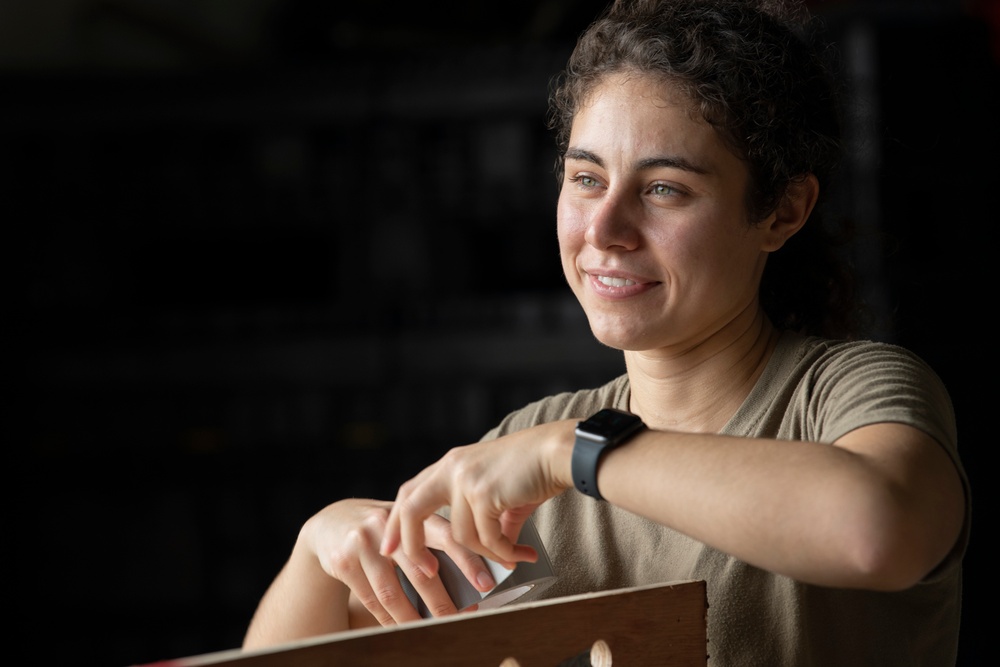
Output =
[{"x1": 155, "y1": 580, "x2": 707, "y2": 667}]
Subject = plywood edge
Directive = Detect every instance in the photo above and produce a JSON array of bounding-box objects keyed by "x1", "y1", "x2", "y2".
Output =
[{"x1": 156, "y1": 579, "x2": 707, "y2": 667}]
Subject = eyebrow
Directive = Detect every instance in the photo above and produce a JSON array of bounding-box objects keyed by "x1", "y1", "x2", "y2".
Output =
[{"x1": 564, "y1": 147, "x2": 710, "y2": 175}]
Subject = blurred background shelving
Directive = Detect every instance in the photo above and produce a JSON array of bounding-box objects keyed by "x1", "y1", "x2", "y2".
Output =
[{"x1": 8, "y1": 1, "x2": 995, "y2": 665}]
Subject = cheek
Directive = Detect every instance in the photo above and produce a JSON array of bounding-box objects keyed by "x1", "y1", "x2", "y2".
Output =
[
  {"x1": 556, "y1": 196, "x2": 584, "y2": 282},
  {"x1": 556, "y1": 196, "x2": 578, "y2": 251}
]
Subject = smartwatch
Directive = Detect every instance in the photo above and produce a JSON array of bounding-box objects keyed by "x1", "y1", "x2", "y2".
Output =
[{"x1": 572, "y1": 408, "x2": 646, "y2": 500}]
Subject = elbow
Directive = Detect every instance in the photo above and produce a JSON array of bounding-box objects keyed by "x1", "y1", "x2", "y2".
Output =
[
  {"x1": 837, "y1": 506, "x2": 957, "y2": 592},
  {"x1": 841, "y1": 536, "x2": 929, "y2": 592},
  {"x1": 823, "y1": 420, "x2": 966, "y2": 592}
]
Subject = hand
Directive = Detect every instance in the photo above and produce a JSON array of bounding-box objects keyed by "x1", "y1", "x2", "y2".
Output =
[
  {"x1": 303, "y1": 498, "x2": 496, "y2": 626},
  {"x1": 379, "y1": 419, "x2": 576, "y2": 579}
]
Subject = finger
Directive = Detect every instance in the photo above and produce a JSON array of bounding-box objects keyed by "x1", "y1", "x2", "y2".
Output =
[
  {"x1": 499, "y1": 505, "x2": 539, "y2": 543},
  {"x1": 337, "y1": 562, "x2": 394, "y2": 627},
  {"x1": 380, "y1": 473, "x2": 420, "y2": 558},
  {"x1": 395, "y1": 551, "x2": 460, "y2": 618},
  {"x1": 358, "y1": 549, "x2": 422, "y2": 625},
  {"x1": 395, "y1": 482, "x2": 446, "y2": 578},
  {"x1": 472, "y1": 504, "x2": 539, "y2": 567},
  {"x1": 379, "y1": 501, "x2": 401, "y2": 558},
  {"x1": 325, "y1": 516, "x2": 396, "y2": 627},
  {"x1": 498, "y1": 507, "x2": 541, "y2": 564},
  {"x1": 432, "y1": 506, "x2": 499, "y2": 591},
  {"x1": 472, "y1": 509, "x2": 518, "y2": 565},
  {"x1": 448, "y1": 492, "x2": 531, "y2": 569},
  {"x1": 448, "y1": 495, "x2": 502, "y2": 564},
  {"x1": 380, "y1": 468, "x2": 435, "y2": 561}
]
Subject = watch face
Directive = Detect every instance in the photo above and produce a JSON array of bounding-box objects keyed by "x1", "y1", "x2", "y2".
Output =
[{"x1": 578, "y1": 408, "x2": 643, "y2": 438}]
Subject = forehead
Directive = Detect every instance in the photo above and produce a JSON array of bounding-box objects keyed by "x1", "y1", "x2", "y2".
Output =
[
  {"x1": 580, "y1": 71, "x2": 697, "y2": 118},
  {"x1": 569, "y1": 72, "x2": 739, "y2": 169}
]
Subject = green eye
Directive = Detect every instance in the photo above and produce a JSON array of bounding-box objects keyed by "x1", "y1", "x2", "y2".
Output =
[
  {"x1": 651, "y1": 183, "x2": 676, "y2": 196},
  {"x1": 567, "y1": 174, "x2": 599, "y2": 188}
]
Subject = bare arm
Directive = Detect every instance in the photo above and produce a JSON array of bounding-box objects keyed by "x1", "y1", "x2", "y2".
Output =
[
  {"x1": 382, "y1": 420, "x2": 965, "y2": 592},
  {"x1": 243, "y1": 499, "x2": 496, "y2": 650},
  {"x1": 243, "y1": 534, "x2": 351, "y2": 649},
  {"x1": 598, "y1": 422, "x2": 965, "y2": 590}
]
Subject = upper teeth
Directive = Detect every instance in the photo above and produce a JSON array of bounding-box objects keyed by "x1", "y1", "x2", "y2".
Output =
[{"x1": 597, "y1": 276, "x2": 636, "y2": 287}]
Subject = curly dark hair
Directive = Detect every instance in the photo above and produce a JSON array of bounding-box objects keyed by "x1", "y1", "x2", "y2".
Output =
[{"x1": 548, "y1": 0, "x2": 863, "y2": 339}]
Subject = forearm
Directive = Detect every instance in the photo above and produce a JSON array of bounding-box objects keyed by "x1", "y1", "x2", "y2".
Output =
[
  {"x1": 243, "y1": 540, "x2": 351, "y2": 650},
  {"x1": 590, "y1": 424, "x2": 963, "y2": 590},
  {"x1": 381, "y1": 416, "x2": 962, "y2": 593}
]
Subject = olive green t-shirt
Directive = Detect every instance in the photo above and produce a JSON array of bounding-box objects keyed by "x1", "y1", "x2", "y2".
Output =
[{"x1": 482, "y1": 332, "x2": 970, "y2": 666}]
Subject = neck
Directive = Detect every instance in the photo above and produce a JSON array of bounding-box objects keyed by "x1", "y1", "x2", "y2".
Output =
[{"x1": 624, "y1": 306, "x2": 779, "y2": 434}]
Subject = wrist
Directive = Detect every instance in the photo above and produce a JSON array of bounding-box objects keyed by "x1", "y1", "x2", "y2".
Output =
[
  {"x1": 288, "y1": 527, "x2": 351, "y2": 608},
  {"x1": 571, "y1": 409, "x2": 647, "y2": 501},
  {"x1": 543, "y1": 419, "x2": 579, "y2": 492}
]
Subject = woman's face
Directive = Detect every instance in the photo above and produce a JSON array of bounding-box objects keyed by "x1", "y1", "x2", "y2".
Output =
[{"x1": 557, "y1": 73, "x2": 776, "y2": 353}]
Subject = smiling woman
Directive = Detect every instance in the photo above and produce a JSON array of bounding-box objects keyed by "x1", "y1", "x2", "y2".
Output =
[
  {"x1": 242, "y1": 2, "x2": 970, "y2": 665},
  {"x1": 556, "y1": 73, "x2": 799, "y2": 354}
]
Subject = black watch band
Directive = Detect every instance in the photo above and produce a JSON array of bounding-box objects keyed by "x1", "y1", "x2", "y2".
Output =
[{"x1": 572, "y1": 408, "x2": 646, "y2": 500}]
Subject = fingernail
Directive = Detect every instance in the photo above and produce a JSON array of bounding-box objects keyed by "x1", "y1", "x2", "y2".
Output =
[
  {"x1": 419, "y1": 556, "x2": 438, "y2": 579},
  {"x1": 477, "y1": 571, "x2": 496, "y2": 591}
]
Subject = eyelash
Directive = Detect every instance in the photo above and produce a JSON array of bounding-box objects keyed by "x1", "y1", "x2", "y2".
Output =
[
  {"x1": 567, "y1": 174, "x2": 682, "y2": 198},
  {"x1": 650, "y1": 183, "x2": 678, "y2": 197},
  {"x1": 567, "y1": 174, "x2": 599, "y2": 188}
]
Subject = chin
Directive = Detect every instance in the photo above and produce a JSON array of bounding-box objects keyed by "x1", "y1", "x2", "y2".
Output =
[{"x1": 587, "y1": 318, "x2": 660, "y2": 352}]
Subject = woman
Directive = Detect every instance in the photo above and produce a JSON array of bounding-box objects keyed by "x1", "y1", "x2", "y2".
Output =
[{"x1": 244, "y1": 1, "x2": 970, "y2": 663}]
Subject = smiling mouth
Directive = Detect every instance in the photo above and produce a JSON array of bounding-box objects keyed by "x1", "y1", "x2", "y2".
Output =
[{"x1": 595, "y1": 275, "x2": 637, "y2": 287}]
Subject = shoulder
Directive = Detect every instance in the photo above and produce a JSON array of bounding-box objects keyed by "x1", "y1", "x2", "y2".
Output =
[
  {"x1": 774, "y1": 332, "x2": 957, "y2": 447},
  {"x1": 480, "y1": 374, "x2": 630, "y2": 442},
  {"x1": 782, "y1": 332, "x2": 938, "y2": 373},
  {"x1": 801, "y1": 335, "x2": 953, "y2": 410},
  {"x1": 777, "y1": 333, "x2": 952, "y2": 401}
]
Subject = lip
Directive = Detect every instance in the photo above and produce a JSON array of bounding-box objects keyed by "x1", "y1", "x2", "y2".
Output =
[{"x1": 584, "y1": 268, "x2": 660, "y2": 299}]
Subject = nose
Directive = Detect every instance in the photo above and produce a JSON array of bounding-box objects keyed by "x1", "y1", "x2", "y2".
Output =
[{"x1": 583, "y1": 189, "x2": 641, "y2": 251}]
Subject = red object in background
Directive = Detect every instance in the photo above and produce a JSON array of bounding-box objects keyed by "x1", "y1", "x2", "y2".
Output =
[{"x1": 969, "y1": 0, "x2": 1000, "y2": 63}]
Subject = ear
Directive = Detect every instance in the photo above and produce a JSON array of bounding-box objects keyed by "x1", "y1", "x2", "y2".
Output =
[{"x1": 760, "y1": 173, "x2": 819, "y2": 252}]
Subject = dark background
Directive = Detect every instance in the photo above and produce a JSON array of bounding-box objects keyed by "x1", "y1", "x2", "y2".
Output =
[{"x1": 9, "y1": 1, "x2": 995, "y2": 665}]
